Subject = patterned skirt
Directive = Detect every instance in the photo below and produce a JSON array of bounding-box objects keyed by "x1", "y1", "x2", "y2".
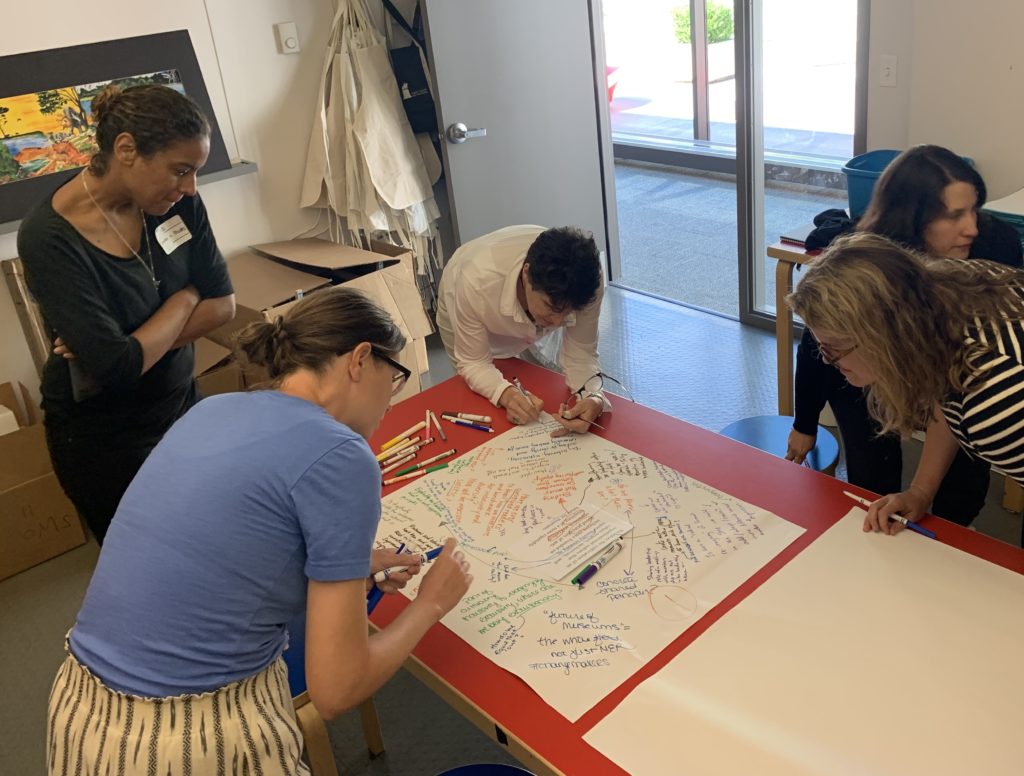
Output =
[{"x1": 46, "y1": 647, "x2": 311, "y2": 776}]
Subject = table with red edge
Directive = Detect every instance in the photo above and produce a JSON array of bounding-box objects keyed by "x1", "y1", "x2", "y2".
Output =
[{"x1": 368, "y1": 359, "x2": 1024, "y2": 776}]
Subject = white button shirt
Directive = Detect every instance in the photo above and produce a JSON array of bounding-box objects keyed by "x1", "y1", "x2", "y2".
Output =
[{"x1": 436, "y1": 225, "x2": 606, "y2": 407}]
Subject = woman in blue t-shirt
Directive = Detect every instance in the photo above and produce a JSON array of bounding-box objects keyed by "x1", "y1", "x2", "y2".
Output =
[{"x1": 47, "y1": 287, "x2": 473, "y2": 776}]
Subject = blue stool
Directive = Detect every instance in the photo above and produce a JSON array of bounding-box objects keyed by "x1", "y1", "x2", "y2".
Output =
[
  {"x1": 720, "y1": 415, "x2": 839, "y2": 475},
  {"x1": 435, "y1": 766, "x2": 535, "y2": 776}
]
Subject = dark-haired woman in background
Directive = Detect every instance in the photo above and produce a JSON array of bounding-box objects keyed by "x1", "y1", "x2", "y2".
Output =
[
  {"x1": 787, "y1": 145, "x2": 1022, "y2": 525},
  {"x1": 17, "y1": 84, "x2": 235, "y2": 543},
  {"x1": 47, "y1": 287, "x2": 473, "y2": 775}
]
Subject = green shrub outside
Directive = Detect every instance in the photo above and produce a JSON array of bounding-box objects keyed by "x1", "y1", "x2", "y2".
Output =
[{"x1": 672, "y1": 3, "x2": 735, "y2": 45}]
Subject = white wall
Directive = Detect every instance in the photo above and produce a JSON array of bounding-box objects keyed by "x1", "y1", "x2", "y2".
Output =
[
  {"x1": 866, "y1": 0, "x2": 1024, "y2": 198},
  {"x1": 0, "y1": 0, "x2": 333, "y2": 392}
]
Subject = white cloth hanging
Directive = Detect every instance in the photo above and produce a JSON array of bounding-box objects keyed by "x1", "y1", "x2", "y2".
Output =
[{"x1": 300, "y1": 0, "x2": 443, "y2": 304}]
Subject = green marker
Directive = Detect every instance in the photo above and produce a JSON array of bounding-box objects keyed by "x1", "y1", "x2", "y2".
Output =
[{"x1": 425, "y1": 463, "x2": 449, "y2": 474}]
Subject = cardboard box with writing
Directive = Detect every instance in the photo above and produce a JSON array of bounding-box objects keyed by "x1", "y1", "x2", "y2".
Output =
[{"x1": 0, "y1": 382, "x2": 86, "y2": 581}]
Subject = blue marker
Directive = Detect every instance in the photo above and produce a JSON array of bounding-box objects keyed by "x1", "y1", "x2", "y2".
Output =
[
  {"x1": 367, "y1": 542, "x2": 405, "y2": 614},
  {"x1": 370, "y1": 545, "x2": 446, "y2": 584}
]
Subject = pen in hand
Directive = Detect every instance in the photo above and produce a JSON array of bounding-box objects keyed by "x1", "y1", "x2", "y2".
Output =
[
  {"x1": 367, "y1": 542, "x2": 406, "y2": 614},
  {"x1": 843, "y1": 490, "x2": 937, "y2": 539}
]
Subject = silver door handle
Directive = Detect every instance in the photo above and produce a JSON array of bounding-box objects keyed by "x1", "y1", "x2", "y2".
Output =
[{"x1": 446, "y1": 122, "x2": 487, "y2": 144}]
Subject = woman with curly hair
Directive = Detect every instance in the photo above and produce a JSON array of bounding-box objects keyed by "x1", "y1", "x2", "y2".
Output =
[
  {"x1": 789, "y1": 231, "x2": 1024, "y2": 541},
  {"x1": 787, "y1": 145, "x2": 1022, "y2": 526}
]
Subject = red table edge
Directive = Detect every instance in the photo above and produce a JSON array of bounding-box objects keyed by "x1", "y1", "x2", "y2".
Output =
[{"x1": 368, "y1": 360, "x2": 1024, "y2": 775}]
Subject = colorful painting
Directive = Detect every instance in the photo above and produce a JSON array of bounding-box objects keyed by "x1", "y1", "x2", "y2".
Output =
[{"x1": 0, "y1": 70, "x2": 184, "y2": 185}]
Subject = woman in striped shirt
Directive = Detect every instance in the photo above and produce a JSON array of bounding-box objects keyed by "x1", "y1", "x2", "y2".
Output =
[{"x1": 788, "y1": 232, "x2": 1024, "y2": 541}]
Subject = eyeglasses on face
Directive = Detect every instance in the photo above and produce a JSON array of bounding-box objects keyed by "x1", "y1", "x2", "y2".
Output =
[
  {"x1": 814, "y1": 339, "x2": 859, "y2": 366},
  {"x1": 371, "y1": 347, "x2": 411, "y2": 395}
]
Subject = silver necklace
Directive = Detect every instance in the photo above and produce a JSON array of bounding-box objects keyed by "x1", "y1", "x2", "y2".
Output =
[{"x1": 81, "y1": 173, "x2": 160, "y2": 289}]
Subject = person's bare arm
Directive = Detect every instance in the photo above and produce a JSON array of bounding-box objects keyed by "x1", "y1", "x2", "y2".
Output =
[
  {"x1": 304, "y1": 539, "x2": 472, "y2": 719},
  {"x1": 171, "y1": 294, "x2": 236, "y2": 348}
]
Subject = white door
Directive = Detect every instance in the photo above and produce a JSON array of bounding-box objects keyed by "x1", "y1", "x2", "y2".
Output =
[{"x1": 422, "y1": 0, "x2": 617, "y2": 257}]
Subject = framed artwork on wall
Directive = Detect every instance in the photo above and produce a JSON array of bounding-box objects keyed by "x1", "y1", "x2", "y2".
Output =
[{"x1": 0, "y1": 30, "x2": 231, "y2": 224}]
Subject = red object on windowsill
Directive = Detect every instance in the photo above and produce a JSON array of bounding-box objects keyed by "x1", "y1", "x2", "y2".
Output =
[{"x1": 606, "y1": 65, "x2": 620, "y2": 103}]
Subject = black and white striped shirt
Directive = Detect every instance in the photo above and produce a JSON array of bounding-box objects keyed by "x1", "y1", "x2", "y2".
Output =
[{"x1": 943, "y1": 299, "x2": 1024, "y2": 484}]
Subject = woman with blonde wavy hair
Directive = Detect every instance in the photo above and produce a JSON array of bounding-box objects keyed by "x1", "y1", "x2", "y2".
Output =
[{"x1": 788, "y1": 232, "x2": 1024, "y2": 542}]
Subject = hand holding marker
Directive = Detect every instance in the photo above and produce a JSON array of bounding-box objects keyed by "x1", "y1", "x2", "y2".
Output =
[
  {"x1": 367, "y1": 542, "x2": 405, "y2": 613},
  {"x1": 372, "y1": 544, "x2": 445, "y2": 584},
  {"x1": 844, "y1": 490, "x2": 937, "y2": 539}
]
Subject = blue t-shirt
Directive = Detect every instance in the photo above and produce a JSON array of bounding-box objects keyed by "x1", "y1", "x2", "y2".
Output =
[{"x1": 70, "y1": 391, "x2": 381, "y2": 696}]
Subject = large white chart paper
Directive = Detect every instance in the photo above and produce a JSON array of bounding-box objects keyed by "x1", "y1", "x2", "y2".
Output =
[
  {"x1": 585, "y1": 510, "x2": 1024, "y2": 775},
  {"x1": 376, "y1": 418, "x2": 804, "y2": 721}
]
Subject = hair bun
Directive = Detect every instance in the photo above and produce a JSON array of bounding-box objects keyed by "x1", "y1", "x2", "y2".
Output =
[{"x1": 89, "y1": 85, "x2": 124, "y2": 125}]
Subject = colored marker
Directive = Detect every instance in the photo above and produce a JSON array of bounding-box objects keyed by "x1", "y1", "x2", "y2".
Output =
[
  {"x1": 574, "y1": 542, "x2": 623, "y2": 587},
  {"x1": 375, "y1": 434, "x2": 417, "y2": 461},
  {"x1": 511, "y1": 376, "x2": 532, "y2": 400},
  {"x1": 379, "y1": 438, "x2": 432, "y2": 467},
  {"x1": 430, "y1": 410, "x2": 448, "y2": 442},
  {"x1": 572, "y1": 541, "x2": 623, "y2": 586},
  {"x1": 394, "y1": 449, "x2": 457, "y2": 475},
  {"x1": 843, "y1": 490, "x2": 937, "y2": 539},
  {"x1": 381, "y1": 452, "x2": 416, "y2": 475},
  {"x1": 441, "y1": 415, "x2": 494, "y2": 433},
  {"x1": 370, "y1": 543, "x2": 446, "y2": 583},
  {"x1": 383, "y1": 469, "x2": 428, "y2": 486},
  {"x1": 367, "y1": 542, "x2": 405, "y2": 613},
  {"x1": 444, "y1": 412, "x2": 492, "y2": 424},
  {"x1": 379, "y1": 420, "x2": 427, "y2": 452}
]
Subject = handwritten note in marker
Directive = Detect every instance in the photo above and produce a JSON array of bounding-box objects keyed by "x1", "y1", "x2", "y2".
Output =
[{"x1": 506, "y1": 502, "x2": 631, "y2": 581}]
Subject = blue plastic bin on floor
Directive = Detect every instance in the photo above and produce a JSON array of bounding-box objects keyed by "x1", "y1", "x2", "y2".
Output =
[{"x1": 842, "y1": 149, "x2": 901, "y2": 218}]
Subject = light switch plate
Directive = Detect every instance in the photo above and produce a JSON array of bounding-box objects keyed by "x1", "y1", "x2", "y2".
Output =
[{"x1": 274, "y1": 22, "x2": 300, "y2": 55}]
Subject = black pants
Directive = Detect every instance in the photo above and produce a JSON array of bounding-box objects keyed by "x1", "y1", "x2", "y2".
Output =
[
  {"x1": 45, "y1": 424, "x2": 158, "y2": 544},
  {"x1": 827, "y1": 379, "x2": 989, "y2": 526}
]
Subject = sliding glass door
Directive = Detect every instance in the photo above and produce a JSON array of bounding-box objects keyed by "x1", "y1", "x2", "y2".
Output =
[{"x1": 603, "y1": 0, "x2": 865, "y2": 324}]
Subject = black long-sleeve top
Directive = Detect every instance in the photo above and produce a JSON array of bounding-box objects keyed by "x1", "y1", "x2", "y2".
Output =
[{"x1": 18, "y1": 191, "x2": 233, "y2": 442}]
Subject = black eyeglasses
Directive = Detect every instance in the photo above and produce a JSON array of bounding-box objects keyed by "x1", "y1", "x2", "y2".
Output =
[
  {"x1": 569, "y1": 372, "x2": 635, "y2": 406},
  {"x1": 814, "y1": 339, "x2": 859, "y2": 366},
  {"x1": 371, "y1": 347, "x2": 411, "y2": 395}
]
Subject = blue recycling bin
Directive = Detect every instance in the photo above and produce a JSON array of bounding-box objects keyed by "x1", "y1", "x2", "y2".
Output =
[
  {"x1": 843, "y1": 149, "x2": 975, "y2": 219},
  {"x1": 841, "y1": 149, "x2": 901, "y2": 218}
]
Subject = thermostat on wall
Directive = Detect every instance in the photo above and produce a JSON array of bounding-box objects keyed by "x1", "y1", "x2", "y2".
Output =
[{"x1": 274, "y1": 22, "x2": 300, "y2": 55}]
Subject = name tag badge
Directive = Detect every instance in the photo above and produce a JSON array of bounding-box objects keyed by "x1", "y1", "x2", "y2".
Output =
[{"x1": 154, "y1": 215, "x2": 192, "y2": 254}]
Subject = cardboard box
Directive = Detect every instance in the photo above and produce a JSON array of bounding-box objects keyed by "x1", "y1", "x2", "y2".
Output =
[
  {"x1": 253, "y1": 238, "x2": 434, "y2": 402},
  {"x1": 193, "y1": 337, "x2": 243, "y2": 397},
  {"x1": 251, "y1": 237, "x2": 401, "y2": 282},
  {"x1": 0, "y1": 382, "x2": 86, "y2": 581},
  {"x1": 205, "y1": 251, "x2": 332, "y2": 348}
]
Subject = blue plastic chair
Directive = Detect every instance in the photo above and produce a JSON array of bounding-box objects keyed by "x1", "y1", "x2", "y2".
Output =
[{"x1": 721, "y1": 415, "x2": 839, "y2": 475}]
